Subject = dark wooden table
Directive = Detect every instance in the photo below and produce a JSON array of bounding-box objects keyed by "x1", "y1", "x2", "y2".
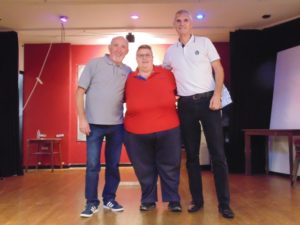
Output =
[{"x1": 243, "y1": 129, "x2": 300, "y2": 182}]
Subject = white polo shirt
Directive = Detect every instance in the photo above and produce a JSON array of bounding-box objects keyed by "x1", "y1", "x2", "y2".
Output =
[{"x1": 163, "y1": 35, "x2": 220, "y2": 96}]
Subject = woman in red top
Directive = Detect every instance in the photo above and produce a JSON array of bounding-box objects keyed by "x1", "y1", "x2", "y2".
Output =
[{"x1": 124, "y1": 45, "x2": 182, "y2": 212}]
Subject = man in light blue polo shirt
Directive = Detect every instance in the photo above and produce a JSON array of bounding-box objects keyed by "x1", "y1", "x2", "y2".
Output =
[
  {"x1": 163, "y1": 10, "x2": 234, "y2": 219},
  {"x1": 76, "y1": 36, "x2": 131, "y2": 218}
]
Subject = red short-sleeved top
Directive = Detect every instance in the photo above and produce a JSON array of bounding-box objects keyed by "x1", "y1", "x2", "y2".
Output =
[{"x1": 124, "y1": 65, "x2": 179, "y2": 134}]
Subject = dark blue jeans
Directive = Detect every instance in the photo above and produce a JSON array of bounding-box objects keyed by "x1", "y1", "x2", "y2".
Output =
[
  {"x1": 124, "y1": 127, "x2": 181, "y2": 203},
  {"x1": 85, "y1": 124, "x2": 123, "y2": 206},
  {"x1": 178, "y1": 93, "x2": 230, "y2": 209}
]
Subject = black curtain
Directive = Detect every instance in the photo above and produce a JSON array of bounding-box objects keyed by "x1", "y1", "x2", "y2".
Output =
[
  {"x1": 228, "y1": 18, "x2": 300, "y2": 173},
  {"x1": 0, "y1": 31, "x2": 23, "y2": 177}
]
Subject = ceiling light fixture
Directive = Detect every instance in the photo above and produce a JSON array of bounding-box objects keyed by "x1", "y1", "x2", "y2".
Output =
[
  {"x1": 59, "y1": 16, "x2": 68, "y2": 23},
  {"x1": 131, "y1": 15, "x2": 139, "y2": 20},
  {"x1": 262, "y1": 14, "x2": 271, "y2": 19},
  {"x1": 59, "y1": 16, "x2": 68, "y2": 42}
]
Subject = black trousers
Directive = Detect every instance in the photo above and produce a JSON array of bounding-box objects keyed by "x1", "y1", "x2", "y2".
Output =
[{"x1": 178, "y1": 93, "x2": 230, "y2": 208}]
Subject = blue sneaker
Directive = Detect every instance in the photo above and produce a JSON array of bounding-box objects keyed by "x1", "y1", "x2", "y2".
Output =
[
  {"x1": 103, "y1": 200, "x2": 124, "y2": 212},
  {"x1": 80, "y1": 203, "x2": 99, "y2": 218}
]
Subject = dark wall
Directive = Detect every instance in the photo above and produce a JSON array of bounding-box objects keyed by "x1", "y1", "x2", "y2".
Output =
[
  {"x1": 0, "y1": 31, "x2": 23, "y2": 177},
  {"x1": 228, "y1": 18, "x2": 300, "y2": 173}
]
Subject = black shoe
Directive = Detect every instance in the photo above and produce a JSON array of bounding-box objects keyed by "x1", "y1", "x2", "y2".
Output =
[
  {"x1": 140, "y1": 202, "x2": 156, "y2": 211},
  {"x1": 168, "y1": 201, "x2": 182, "y2": 212},
  {"x1": 187, "y1": 202, "x2": 203, "y2": 213},
  {"x1": 219, "y1": 207, "x2": 234, "y2": 219}
]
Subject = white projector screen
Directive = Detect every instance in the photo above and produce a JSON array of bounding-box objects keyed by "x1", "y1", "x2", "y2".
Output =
[{"x1": 269, "y1": 45, "x2": 300, "y2": 174}]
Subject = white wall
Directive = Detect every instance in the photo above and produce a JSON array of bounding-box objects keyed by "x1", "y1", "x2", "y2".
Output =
[
  {"x1": 191, "y1": 122, "x2": 210, "y2": 165},
  {"x1": 200, "y1": 132, "x2": 210, "y2": 165},
  {"x1": 269, "y1": 45, "x2": 300, "y2": 174}
]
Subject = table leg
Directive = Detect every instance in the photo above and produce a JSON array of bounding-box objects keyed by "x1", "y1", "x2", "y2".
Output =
[
  {"x1": 265, "y1": 136, "x2": 271, "y2": 175},
  {"x1": 25, "y1": 141, "x2": 30, "y2": 172},
  {"x1": 51, "y1": 142, "x2": 54, "y2": 172},
  {"x1": 36, "y1": 143, "x2": 40, "y2": 170},
  {"x1": 58, "y1": 142, "x2": 62, "y2": 169},
  {"x1": 245, "y1": 134, "x2": 251, "y2": 175},
  {"x1": 288, "y1": 135, "x2": 294, "y2": 184}
]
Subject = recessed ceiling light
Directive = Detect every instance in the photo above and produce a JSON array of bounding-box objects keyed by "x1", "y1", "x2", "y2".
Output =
[
  {"x1": 196, "y1": 13, "x2": 205, "y2": 20},
  {"x1": 131, "y1": 15, "x2": 139, "y2": 20}
]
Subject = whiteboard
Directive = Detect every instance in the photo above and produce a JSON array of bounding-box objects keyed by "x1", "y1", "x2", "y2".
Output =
[{"x1": 269, "y1": 45, "x2": 300, "y2": 174}]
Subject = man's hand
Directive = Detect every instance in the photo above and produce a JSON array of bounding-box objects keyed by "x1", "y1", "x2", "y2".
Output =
[
  {"x1": 79, "y1": 117, "x2": 91, "y2": 135},
  {"x1": 209, "y1": 95, "x2": 222, "y2": 110},
  {"x1": 76, "y1": 87, "x2": 90, "y2": 135}
]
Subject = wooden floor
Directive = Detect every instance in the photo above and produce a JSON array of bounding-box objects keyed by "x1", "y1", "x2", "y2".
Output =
[{"x1": 1, "y1": 161, "x2": 300, "y2": 225}]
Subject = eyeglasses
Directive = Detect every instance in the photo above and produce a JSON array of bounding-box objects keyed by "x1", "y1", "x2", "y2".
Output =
[{"x1": 137, "y1": 53, "x2": 153, "y2": 58}]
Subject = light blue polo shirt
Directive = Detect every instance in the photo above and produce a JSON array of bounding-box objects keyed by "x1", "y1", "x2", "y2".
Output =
[{"x1": 78, "y1": 54, "x2": 131, "y2": 125}]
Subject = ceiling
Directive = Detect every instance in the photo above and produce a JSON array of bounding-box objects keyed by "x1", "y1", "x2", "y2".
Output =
[{"x1": 0, "y1": 0, "x2": 300, "y2": 45}]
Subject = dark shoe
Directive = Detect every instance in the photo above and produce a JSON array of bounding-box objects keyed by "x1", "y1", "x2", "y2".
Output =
[
  {"x1": 140, "y1": 202, "x2": 156, "y2": 211},
  {"x1": 168, "y1": 201, "x2": 182, "y2": 212},
  {"x1": 219, "y1": 207, "x2": 234, "y2": 219},
  {"x1": 187, "y1": 202, "x2": 203, "y2": 213}
]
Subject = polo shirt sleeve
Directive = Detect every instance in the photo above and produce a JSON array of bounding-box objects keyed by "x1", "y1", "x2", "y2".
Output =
[
  {"x1": 162, "y1": 49, "x2": 173, "y2": 70},
  {"x1": 205, "y1": 37, "x2": 220, "y2": 62},
  {"x1": 78, "y1": 62, "x2": 93, "y2": 90}
]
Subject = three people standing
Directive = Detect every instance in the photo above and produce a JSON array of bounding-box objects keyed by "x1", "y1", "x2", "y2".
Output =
[{"x1": 77, "y1": 9, "x2": 234, "y2": 219}]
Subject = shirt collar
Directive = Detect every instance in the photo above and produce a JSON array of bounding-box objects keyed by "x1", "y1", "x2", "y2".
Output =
[
  {"x1": 176, "y1": 34, "x2": 195, "y2": 47},
  {"x1": 133, "y1": 65, "x2": 160, "y2": 79},
  {"x1": 104, "y1": 54, "x2": 123, "y2": 67}
]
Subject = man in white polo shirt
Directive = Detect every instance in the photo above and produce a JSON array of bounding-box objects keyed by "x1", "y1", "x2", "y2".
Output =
[
  {"x1": 76, "y1": 36, "x2": 131, "y2": 218},
  {"x1": 163, "y1": 9, "x2": 234, "y2": 219}
]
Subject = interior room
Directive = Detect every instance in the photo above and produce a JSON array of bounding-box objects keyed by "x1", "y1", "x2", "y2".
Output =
[{"x1": 1, "y1": 1, "x2": 300, "y2": 225}]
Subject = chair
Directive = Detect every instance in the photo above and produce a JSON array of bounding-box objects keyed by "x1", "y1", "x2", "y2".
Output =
[{"x1": 292, "y1": 139, "x2": 300, "y2": 185}]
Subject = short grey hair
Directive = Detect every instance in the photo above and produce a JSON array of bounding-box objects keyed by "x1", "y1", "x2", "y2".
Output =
[{"x1": 174, "y1": 9, "x2": 193, "y2": 22}]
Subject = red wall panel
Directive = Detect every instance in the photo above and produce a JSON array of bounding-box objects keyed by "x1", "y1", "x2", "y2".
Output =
[{"x1": 24, "y1": 43, "x2": 71, "y2": 166}]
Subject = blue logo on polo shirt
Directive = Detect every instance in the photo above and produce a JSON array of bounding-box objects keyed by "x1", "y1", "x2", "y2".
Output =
[{"x1": 195, "y1": 50, "x2": 200, "y2": 55}]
